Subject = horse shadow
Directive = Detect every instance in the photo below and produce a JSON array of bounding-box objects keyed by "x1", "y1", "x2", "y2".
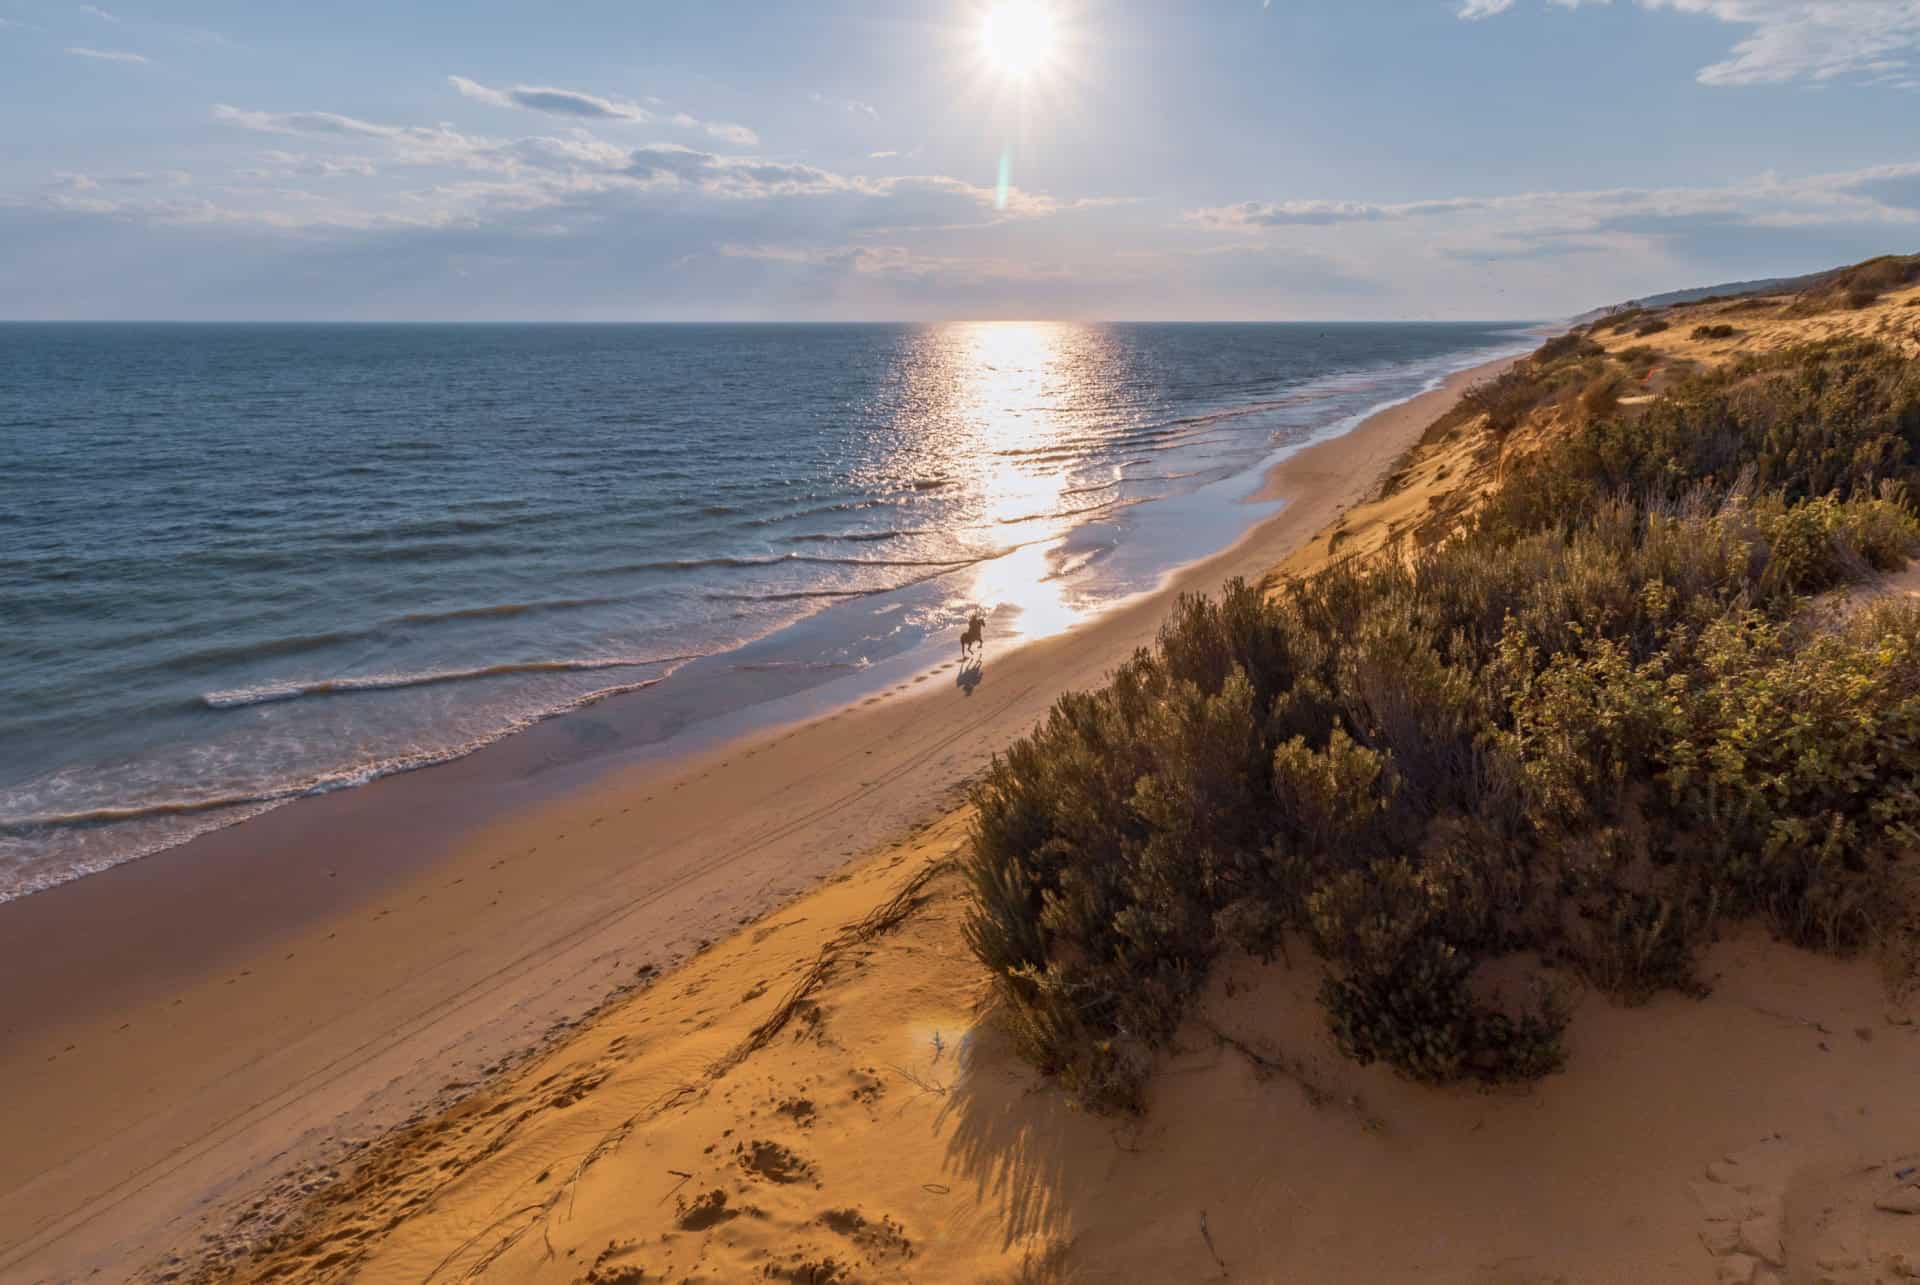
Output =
[{"x1": 956, "y1": 654, "x2": 984, "y2": 696}]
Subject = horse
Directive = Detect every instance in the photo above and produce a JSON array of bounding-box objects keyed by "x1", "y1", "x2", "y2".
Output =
[{"x1": 959, "y1": 612, "x2": 986, "y2": 661}]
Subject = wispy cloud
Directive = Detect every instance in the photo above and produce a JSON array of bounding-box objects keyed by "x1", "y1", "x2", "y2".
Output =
[
  {"x1": 449, "y1": 75, "x2": 647, "y2": 122},
  {"x1": 66, "y1": 46, "x2": 146, "y2": 63},
  {"x1": 1188, "y1": 161, "x2": 1920, "y2": 271},
  {"x1": 249, "y1": 150, "x2": 379, "y2": 179},
  {"x1": 718, "y1": 241, "x2": 1065, "y2": 287},
  {"x1": 215, "y1": 105, "x2": 407, "y2": 138},
  {"x1": 78, "y1": 4, "x2": 118, "y2": 21},
  {"x1": 1189, "y1": 197, "x2": 1488, "y2": 227},
  {"x1": 449, "y1": 75, "x2": 759, "y2": 145},
  {"x1": 811, "y1": 91, "x2": 880, "y2": 120},
  {"x1": 1462, "y1": 1, "x2": 1920, "y2": 88},
  {"x1": 56, "y1": 169, "x2": 191, "y2": 189},
  {"x1": 200, "y1": 100, "x2": 1067, "y2": 233}
]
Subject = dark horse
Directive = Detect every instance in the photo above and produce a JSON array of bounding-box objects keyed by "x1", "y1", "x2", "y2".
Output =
[{"x1": 960, "y1": 611, "x2": 986, "y2": 661}]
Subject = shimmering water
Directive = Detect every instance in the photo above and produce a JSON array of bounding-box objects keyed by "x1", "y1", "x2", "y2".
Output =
[{"x1": 0, "y1": 320, "x2": 1529, "y2": 900}]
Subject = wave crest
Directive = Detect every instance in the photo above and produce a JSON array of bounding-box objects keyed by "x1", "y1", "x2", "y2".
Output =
[{"x1": 203, "y1": 655, "x2": 696, "y2": 710}]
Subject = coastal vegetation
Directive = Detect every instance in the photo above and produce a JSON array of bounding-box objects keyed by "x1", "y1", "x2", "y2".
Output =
[
  {"x1": 965, "y1": 316, "x2": 1920, "y2": 1112},
  {"x1": 1792, "y1": 253, "x2": 1920, "y2": 314}
]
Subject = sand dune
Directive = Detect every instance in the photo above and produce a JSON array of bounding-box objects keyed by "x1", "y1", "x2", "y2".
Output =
[{"x1": 181, "y1": 816, "x2": 1920, "y2": 1284}]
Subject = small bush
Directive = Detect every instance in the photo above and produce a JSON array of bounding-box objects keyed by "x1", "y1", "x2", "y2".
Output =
[
  {"x1": 1570, "y1": 891, "x2": 1717, "y2": 1005},
  {"x1": 1535, "y1": 332, "x2": 1604, "y2": 364},
  {"x1": 1634, "y1": 319, "x2": 1672, "y2": 337},
  {"x1": 1320, "y1": 936, "x2": 1568, "y2": 1083},
  {"x1": 1691, "y1": 324, "x2": 1738, "y2": 341},
  {"x1": 1461, "y1": 367, "x2": 1546, "y2": 433},
  {"x1": 1579, "y1": 373, "x2": 1626, "y2": 419},
  {"x1": 1605, "y1": 308, "x2": 1649, "y2": 334},
  {"x1": 1614, "y1": 346, "x2": 1659, "y2": 373}
]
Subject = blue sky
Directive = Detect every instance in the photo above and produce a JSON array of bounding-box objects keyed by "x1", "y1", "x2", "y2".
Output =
[{"x1": 4, "y1": 0, "x2": 1919, "y2": 320}]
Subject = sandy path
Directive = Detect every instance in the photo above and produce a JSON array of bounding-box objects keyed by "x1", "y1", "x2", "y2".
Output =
[{"x1": 0, "y1": 356, "x2": 1516, "y2": 1283}]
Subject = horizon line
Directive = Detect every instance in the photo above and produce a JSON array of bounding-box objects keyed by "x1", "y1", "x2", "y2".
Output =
[{"x1": 0, "y1": 316, "x2": 1552, "y2": 327}]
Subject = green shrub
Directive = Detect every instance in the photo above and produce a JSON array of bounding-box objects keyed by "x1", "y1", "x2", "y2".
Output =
[
  {"x1": 1692, "y1": 324, "x2": 1738, "y2": 341},
  {"x1": 1635, "y1": 319, "x2": 1672, "y2": 337},
  {"x1": 965, "y1": 335, "x2": 1920, "y2": 1113},
  {"x1": 1569, "y1": 890, "x2": 1717, "y2": 1005},
  {"x1": 1659, "y1": 604, "x2": 1920, "y2": 948}
]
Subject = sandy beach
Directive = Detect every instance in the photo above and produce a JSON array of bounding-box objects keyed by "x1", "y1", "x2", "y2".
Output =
[
  {"x1": 14, "y1": 0, "x2": 1920, "y2": 1273},
  {"x1": 204, "y1": 813, "x2": 1920, "y2": 1284},
  {"x1": 0, "y1": 356, "x2": 1516, "y2": 1282}
]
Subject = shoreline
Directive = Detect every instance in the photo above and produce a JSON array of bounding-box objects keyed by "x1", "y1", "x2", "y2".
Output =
[
  {"x1": 0, "y1": 352, "x2": 1517, "y2": 1282},
  {"x1": 0, "y1": 337, "x2": 1528, "y2": 911}
]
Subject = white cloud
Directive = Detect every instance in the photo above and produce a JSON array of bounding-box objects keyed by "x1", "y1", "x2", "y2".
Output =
[
  {"x1": 66, "y1": 46, "x2": 145, "y2": 62},
  {"x1": 450, "y1": 76, "x2": 760, "y2": 145},
  {"x1": 670, "y1": 113, "x2": 759, "y2": 146},
  {"x1": 79, "y1": 4, "x2": 118, "y2": 20},
  {"x1": 1463, "y1": 0, "x2": 1920, "y2": 87}
]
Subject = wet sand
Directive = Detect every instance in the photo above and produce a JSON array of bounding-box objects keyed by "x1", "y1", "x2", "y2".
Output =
[{"x1": 0, "y1": 355, "x2": 1514, "y2": 1282}]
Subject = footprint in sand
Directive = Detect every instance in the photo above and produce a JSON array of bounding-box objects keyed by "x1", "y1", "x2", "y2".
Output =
[
  {"x1": 1694, "y1": 1135, "x2": 1920, "y2": 1283},
  {"x1": 673, "y1": 1188, "x2": 741, "y2": 1231},
  {"x1": 735, "y1": 1138, "x2": 816, "y2": 1185},
  {"x1": 817, "y1": 1207, "x2": 913, "y2": 1260}
]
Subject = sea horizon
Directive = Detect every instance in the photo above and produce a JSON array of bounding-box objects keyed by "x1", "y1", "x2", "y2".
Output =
[{"x1": 0, "y1": 317, "x2": 1547, "y2": 328}]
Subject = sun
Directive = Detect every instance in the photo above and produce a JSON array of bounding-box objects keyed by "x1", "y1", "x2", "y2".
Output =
[{"x1": 981, "y1": 0, "x2": 1059, "y2": 79}]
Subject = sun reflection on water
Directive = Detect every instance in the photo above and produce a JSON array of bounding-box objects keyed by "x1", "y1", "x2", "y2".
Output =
[{"x1": 950, "y1": 321, "x2": 1088, "y2": 643}]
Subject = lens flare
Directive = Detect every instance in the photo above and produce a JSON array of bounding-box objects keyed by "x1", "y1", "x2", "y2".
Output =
[{"x1": 981, "y1": 0, "x2": 1058, "y2": 78}]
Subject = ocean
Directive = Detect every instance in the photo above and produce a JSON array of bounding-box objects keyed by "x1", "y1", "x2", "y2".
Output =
[{"x1": 0, "y1": 320, "x2": 1529, "y2": 902}]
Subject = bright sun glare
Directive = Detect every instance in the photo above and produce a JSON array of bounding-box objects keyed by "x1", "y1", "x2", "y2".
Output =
[{"x1": 981, "y1": 0, "x2": 1059, "y2": 78}]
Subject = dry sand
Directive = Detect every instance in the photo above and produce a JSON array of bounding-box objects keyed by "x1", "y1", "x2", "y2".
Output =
[
  {"x1": 1589, "y1": 279, "x2": 1920, "y2": 369},
  {"x1": 204, "y1": 821, "x2": 1920, "y2": 1285},
  {"x1": 0, "y1": 356, "x2": 1513, "y2": 1284}
]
